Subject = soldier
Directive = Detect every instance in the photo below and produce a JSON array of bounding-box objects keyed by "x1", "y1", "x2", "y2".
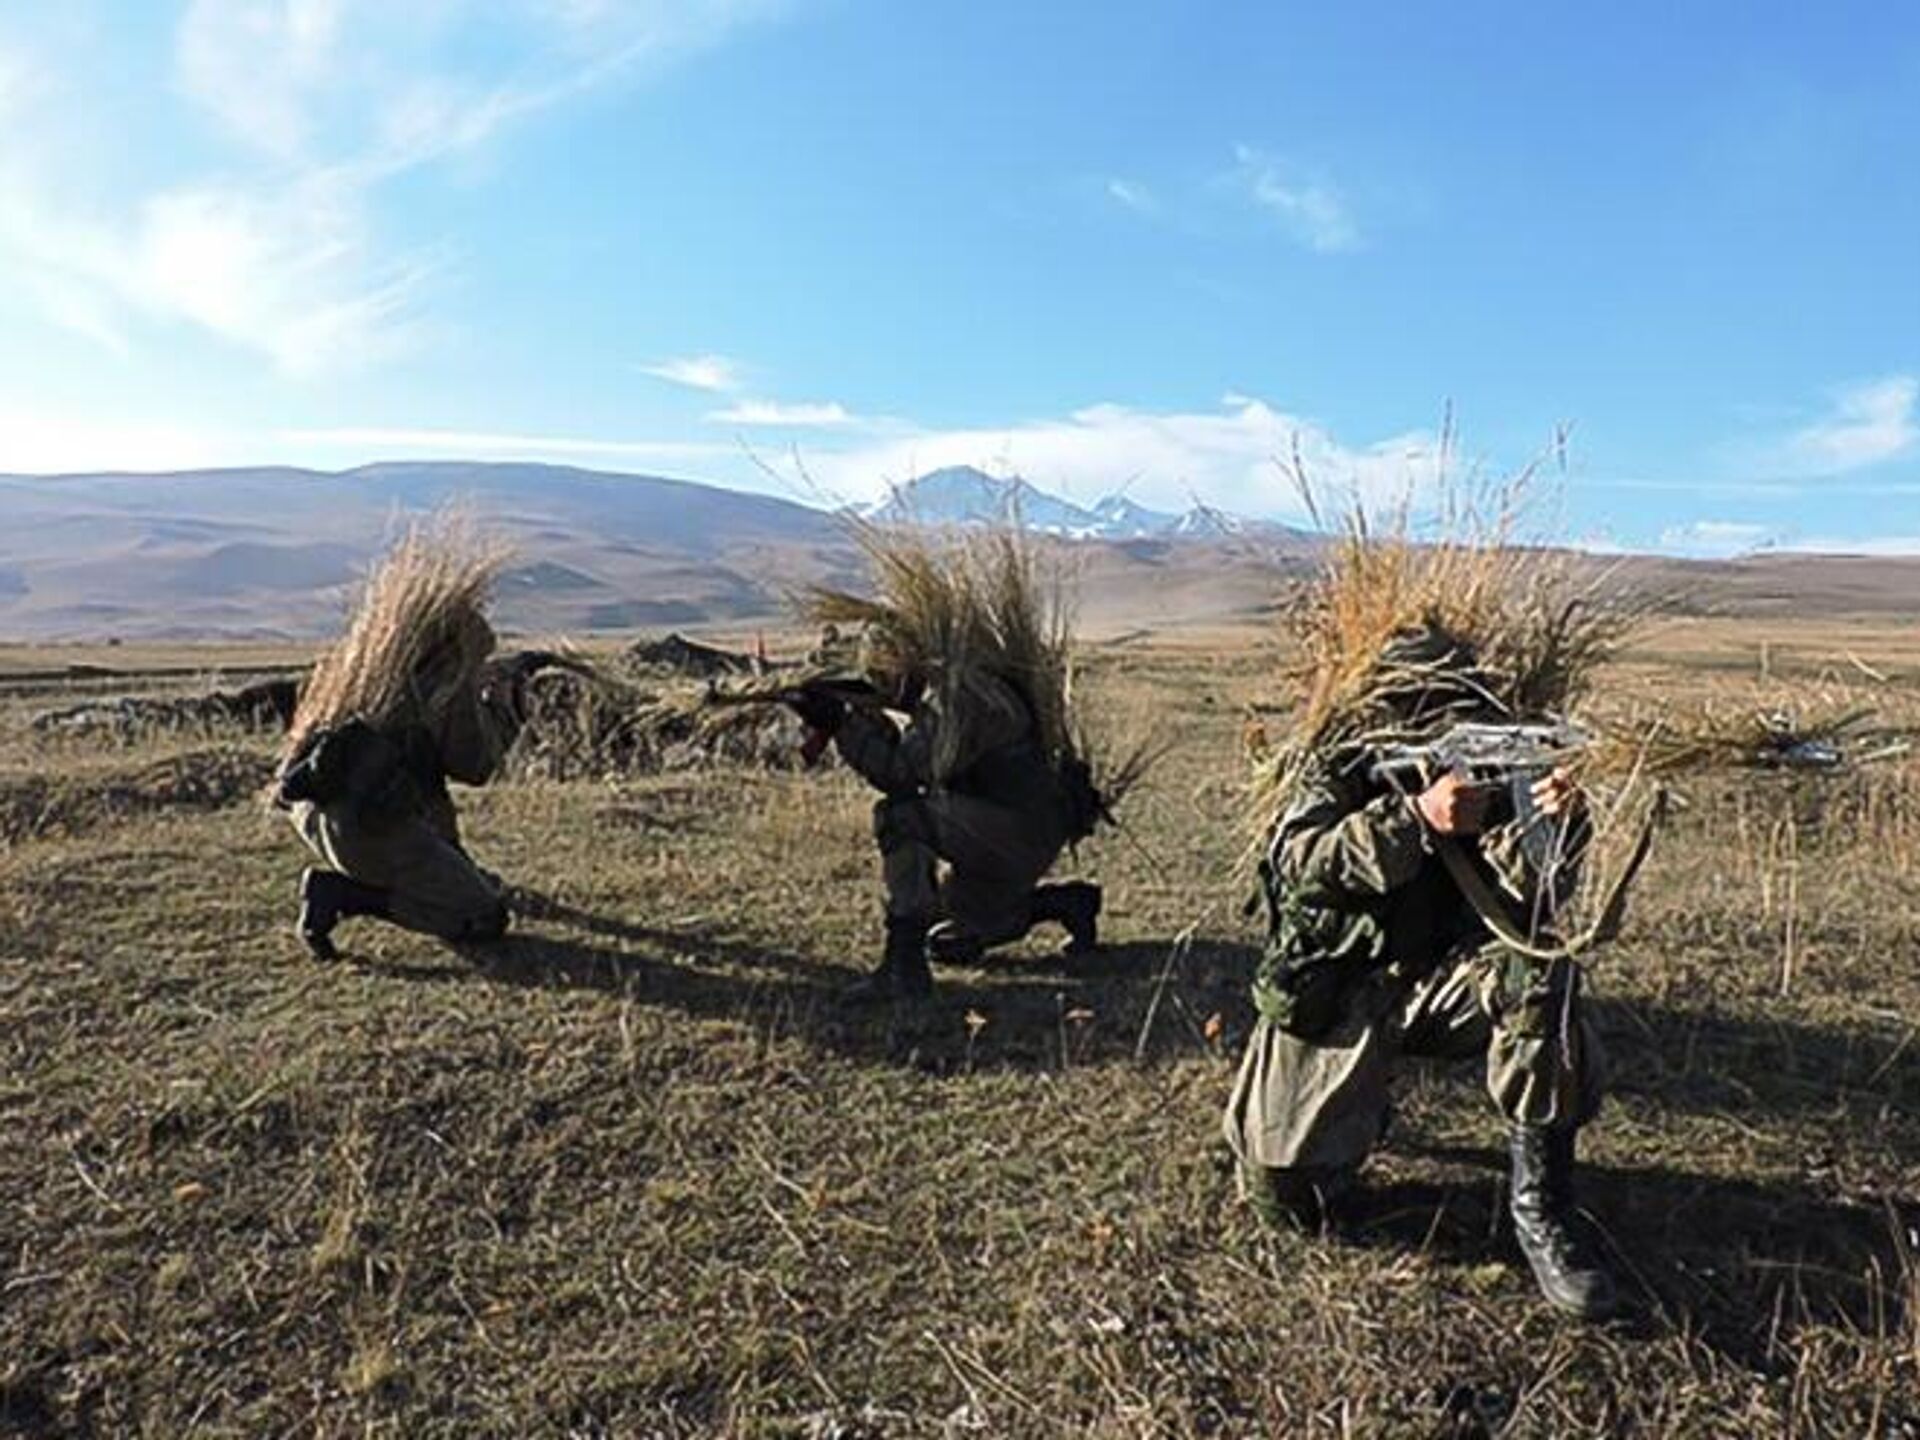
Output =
[
  {"x1": 792, "y1": 663, "x2": 1104, "y2": 1001},
  {"x1": 275, "y1": 533, "x2": 523, "y2": 960},
  {"x1": 1224, "y1": 623, "x2": 1619, "y2": 1321}
]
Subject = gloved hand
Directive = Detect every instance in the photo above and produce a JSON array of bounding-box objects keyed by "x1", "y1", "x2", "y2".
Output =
[{"x1": 786, "y1": 686, "x2": 847, "y2": 736}]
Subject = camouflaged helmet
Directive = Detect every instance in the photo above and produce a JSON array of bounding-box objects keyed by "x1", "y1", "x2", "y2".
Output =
[{"x1": 1372, "y1": 619, "x2": 1504, "y2": 727}]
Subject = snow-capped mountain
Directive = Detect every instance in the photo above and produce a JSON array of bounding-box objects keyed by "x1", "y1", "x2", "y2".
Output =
[
  {"x1": 861, "y1": 466, "x2": 1107, "y2": 534},
  {"x1": 859, "y1": 465, "x2": 1279, "y2": 541}
]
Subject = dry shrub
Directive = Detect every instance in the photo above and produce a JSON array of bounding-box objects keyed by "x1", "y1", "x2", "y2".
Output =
[
  {"x1": 287, "y1": 517, "x2": 506, "y2": 758},
  {"x1": 801, "y1": 522, "x2": 1155, "y2": 811}
]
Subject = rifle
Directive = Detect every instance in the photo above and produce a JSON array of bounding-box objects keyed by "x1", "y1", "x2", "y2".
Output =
[
  {"x1": 1368, "y1": 719, "x2": 1598, "y2": 944},
  {"x1": 1367, "y1": 719, "x2": 1592, "y2": 799},
  {"x1": 702, "y1": 675, "x2": 885, "y2": 765}
]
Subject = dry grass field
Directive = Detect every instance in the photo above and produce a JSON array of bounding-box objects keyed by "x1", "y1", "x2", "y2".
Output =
[{"x1": 3, "y1": 617, "x2": 1919, "y2": 1437}]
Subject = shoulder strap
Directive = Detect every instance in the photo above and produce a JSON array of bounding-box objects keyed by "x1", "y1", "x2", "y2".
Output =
[{"x1": 1432, "y1": 788, "x2": 1665, "y2": 963}]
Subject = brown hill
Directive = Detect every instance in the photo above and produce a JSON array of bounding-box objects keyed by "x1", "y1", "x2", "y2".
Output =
[{"x1": 0, "y1": 462, "x2": 1913, "y2": 639}]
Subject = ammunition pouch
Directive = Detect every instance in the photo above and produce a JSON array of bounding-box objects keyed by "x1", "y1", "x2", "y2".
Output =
[
  {"x1": 1251, "y1": 853, "x2": 1387, "y2": 1040},
  {"x1": 276, "y1": 720, "x2": 435, "y2": 826},
  {"x1": 1253, "y1": 952, "x2": 1365, "y2": 1040}
]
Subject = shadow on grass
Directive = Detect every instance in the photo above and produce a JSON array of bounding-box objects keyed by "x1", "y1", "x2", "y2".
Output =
[
  {"x1": 1590, "y1": 994, "x2": 1920, "y2": 1126},
  {"x1": 1369, "y1": 1137, "x2": 1918, "y2": 1375},
  {"x1": 355, "y1": 890, "x2": 1262, "y2": 1075}
]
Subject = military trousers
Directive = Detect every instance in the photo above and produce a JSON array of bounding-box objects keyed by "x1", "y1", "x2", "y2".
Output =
[
  {"x1": 291, "y1": 800, "x2": 508, "y2": 944},
  {"x1": 1223, "y1": 948, "x2": 1606, "y2": 1178},
  {"x1": 873, "y1": 792, "x2": 1064, "y2": 945}
]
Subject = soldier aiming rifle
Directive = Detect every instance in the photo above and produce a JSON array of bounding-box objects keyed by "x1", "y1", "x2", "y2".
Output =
[{"x1": 1226, "y1": 622, "x2": 1627, "y2": 1321}]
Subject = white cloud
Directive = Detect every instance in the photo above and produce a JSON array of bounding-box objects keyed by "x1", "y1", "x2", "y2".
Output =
[
  {"x1": 1656, "y1": 519, "x2": 1776, "y2": 558},
  {"x1": 0, "y1": 410, "x2": 242, "y2": 474},
  {"x1": 1779, "y1": 533, "x2": 1920, "y2": 557},
  {"x1": 1787, "y1": 375, "x2": 1917, "y2": 472},
  {"x1": 640, "y1": 354, "x2": 744, "y2": 392},
  {"x1": 1106, "y1": 177, "x2": 1155, "y2": 213},
  {"x1": 279, "y1": 426, "x2": 740, "y2": 467},
  {"x1": 799, "y1": 393, "x2": 1440, "y2": 514},
  {"x1": 174, "y1": 0, "x2": 349, "y2": 160},
  {"x1": 708, "y1": 399, "x2": 858, "y2": 427},
  {"x1": 1230, "y1": 145, "x2": 1358, "y2": 253},
  {"x1": 0, "y1": 1, "x2": 788, "y2": 374}
]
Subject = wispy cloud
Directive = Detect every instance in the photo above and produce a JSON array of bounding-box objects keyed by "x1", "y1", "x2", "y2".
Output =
[
  {"x1": 640, "y1": 354, "x2": 745, "y2": 392},
  {"x1": 1656, "y1": 519, "x2": 1776, "y2": 558},
  {"x1": 1105, "y1": 177, "x2": 1156, "y2": 214},
  {"x1": 279, "y1": 426, "x2": 740, "y2": 467},
  {"x1": 0, "y1": 2, "x2": 789, "y2": 374},
  {"x1": 707, "y1": 399, "x2": 858, "y2": 427},
  {"x1": 1787, "y1": 375, "x2": 1917, "y2": 472},
  {"x1": 1229, "y1": 144, "x2": 1358, "y2": 253}
]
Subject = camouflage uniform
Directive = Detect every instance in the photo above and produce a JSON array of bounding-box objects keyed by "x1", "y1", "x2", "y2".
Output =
[
  {"x1": 288, "y1": 676, "x2": 514, "y2": 947},
  {"x1": 831, "y1": 672, "x2": 1091, "y2": 970},
  {"x1": 1225, "y1": 748, "x2": 1605, "y2": 1194}
]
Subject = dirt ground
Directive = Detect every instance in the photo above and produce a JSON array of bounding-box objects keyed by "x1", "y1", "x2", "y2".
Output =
[{"x1": 2, "y1": 618, "x2": 1917, "y2": 1438}]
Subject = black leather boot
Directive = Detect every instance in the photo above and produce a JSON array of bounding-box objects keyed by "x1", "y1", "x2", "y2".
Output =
[
  {"x1": 847, "y1": 915, "x2": 934, "y2": 1003},
  {"x1": 297, "y1": 867, "x2": 391, "y2": 961},
  {"x1": 1031, "y1": 881, "x2": 1102, "y2": 955},
  {"x1": 1509, "y1": 1124, "x2": 1619, "y2": 1320}
]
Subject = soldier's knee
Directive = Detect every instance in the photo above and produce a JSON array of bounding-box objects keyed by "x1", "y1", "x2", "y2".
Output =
[{"x1": 452, "y1": 900, "x2": 509, "y2": 944}]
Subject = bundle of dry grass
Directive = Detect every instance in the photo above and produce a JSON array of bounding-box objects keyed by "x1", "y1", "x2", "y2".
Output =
[
  {"x1": 1590, "y1": 694, "x2": 1912, "y2": 778},
  {"x1": 1248, "y1": 476, "x2": 1637, "y2": 840},
  {"x1": 800, "y1": 522, "x2": 1152, "y2": 814},
  {"x1": 286, "y1": 518, "x2": 507, "y2": 759}
]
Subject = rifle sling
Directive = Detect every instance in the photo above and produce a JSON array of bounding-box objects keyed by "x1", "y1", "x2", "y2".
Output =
[{"x1": 1432, "y1": 791, "x2": 1663, "y2": 964}]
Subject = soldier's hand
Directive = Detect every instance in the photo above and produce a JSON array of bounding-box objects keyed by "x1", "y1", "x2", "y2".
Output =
[
  {"x1": 1531, "y1": 766, "x2": 1583, "y2": 818},
  {"x1": 1416, "y1": 771, "x2": 1491, "y2": 836}
]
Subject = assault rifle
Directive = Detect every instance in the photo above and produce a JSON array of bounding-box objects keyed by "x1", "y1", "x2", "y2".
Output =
[
  {"x1": 1369, "y1": 720, "x2": 1595, "y2": 914},
  {"x1": 703, "y1": 675, "x2": 885, "y2": 765},
  {"x1": 1367, "y1": 719, "x2": 1592, "y2": 797}
]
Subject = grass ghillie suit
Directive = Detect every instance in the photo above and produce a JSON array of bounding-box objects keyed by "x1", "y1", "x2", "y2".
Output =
[
  {"x1": 275, "y1": 524, "x2": 520, "y2": 959},
  {"x1": 800, "y1": 527, "x2": 1128, "y2": 1001},
  {"x1": 1228, "y1": 500, "x2": 1636, "y2": 1320}
]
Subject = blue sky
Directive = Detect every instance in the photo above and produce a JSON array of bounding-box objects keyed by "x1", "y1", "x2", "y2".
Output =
[{"x1": 1, "y1": 1, "x2": 1918, "y2": 555}]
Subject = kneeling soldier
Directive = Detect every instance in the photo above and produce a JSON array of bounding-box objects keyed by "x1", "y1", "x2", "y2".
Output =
[
  {"x1": 794, "y1": 665, "x2": 1103, "y2": 1000},
  {"x1": 1225, "y1": 625, "x2": 1619, "y2": 1320},
  {"x1": 274, "y1": 531, "x2": 520, "y2": 959}
]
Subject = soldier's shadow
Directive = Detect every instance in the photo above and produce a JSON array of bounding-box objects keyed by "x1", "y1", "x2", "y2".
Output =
[
  {"x1": 1590, "y1": 993, "x2": 1920, "y2": 1126},
  {"x1": 1360, "y1": 989, "x2": 1920, "y2": 1375},
  {"x1": 384, "y1": 892, "x2": 1261, "y2": 1074},
  {"x1": 1366, "y1": 1139, "x2": 1916, "y2": 1376}
]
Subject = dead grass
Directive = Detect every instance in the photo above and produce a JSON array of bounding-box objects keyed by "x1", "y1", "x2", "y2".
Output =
[
  {"x1": 289, "y1": 516, "x2": 506, "y2": 754},
  {"x1": 0, "y1": 743, "x2": 275, "y2": 846},
  {"x1": 1247, "y1": 473, "x2": 1638, "y2": 856},
  {"x1": 0, "y1": 622, "x2": 1915, "y2": 1437}
]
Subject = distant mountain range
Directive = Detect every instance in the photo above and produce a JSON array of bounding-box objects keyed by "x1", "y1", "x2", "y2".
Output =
[
  {"x1": 861, "y1": 465, "x2": 1303, "y2": 542},
  {"x1": 0, "y1": 459, "x2": 1914, "y2": 640}
]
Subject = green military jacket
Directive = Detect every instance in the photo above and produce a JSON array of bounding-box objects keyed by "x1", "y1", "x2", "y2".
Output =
[
  {"x1": 1253, "y1": 748, "x2": 1561, "y2": 1037},
  {"x1": 833, "y1": 671, "x2": 1063, "y2": 815}
]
